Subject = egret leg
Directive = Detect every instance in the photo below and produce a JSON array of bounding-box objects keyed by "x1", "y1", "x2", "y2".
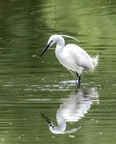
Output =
[{"x1": 76, "y1": 73, "x2": 81, "y2": 87}]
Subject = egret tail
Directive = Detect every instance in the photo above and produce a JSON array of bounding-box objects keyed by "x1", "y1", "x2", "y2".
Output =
[{"x1": 92, "y1": 55, "x2": 99, "y2": 69}]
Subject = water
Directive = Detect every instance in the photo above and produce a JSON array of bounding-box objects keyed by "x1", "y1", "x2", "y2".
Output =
[{"x1": 0, "y1": 0, "x2": 116, "y2": 143}]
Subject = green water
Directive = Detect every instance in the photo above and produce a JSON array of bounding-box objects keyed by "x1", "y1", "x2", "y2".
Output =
[{"x1": 0, "y1": 0, "x2": 116, "y2": 144}]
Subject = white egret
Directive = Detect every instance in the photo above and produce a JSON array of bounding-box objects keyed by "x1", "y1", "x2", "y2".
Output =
[{"x1": 40, "y1": 35, "x2": 99, "y2": 87}]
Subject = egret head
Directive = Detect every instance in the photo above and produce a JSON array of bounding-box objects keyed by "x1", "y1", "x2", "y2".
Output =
[
  {"x1": 40, "y1": 34, "x2": 79, "y2": 57},
  {"x1": 40, "y1": 35, "x2": 65, "y2": 57}
]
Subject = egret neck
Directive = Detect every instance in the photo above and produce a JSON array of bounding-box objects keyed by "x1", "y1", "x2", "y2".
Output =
[{"x1": 55, "y1": 36, "x2": 65, "y2": 58}]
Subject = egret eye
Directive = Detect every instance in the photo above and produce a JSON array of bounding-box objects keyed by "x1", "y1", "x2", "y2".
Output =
[
  {"x1": 49, "y1": 40, "x2": 53, "y2": 46},
  {"x1": 51, "y1": 40, "x2": 53, "y2": 43}
]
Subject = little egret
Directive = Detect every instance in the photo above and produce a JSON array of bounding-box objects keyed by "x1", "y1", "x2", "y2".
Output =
[{"x1": 40, "y1": 35, "x2": 99, "y2": 87}]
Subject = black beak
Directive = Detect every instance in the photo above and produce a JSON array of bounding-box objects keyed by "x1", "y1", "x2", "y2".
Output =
[{"x1": 40, "y1": 44, "x2": 50, "y2": 57}]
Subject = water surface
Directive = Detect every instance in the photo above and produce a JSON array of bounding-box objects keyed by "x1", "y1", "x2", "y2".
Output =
[{"x1": 0, "y1": 0, "x2": 116, "y2": 144}]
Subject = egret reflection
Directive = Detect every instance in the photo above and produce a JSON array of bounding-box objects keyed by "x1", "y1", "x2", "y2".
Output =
[{"x1": 41, "y1": 87, "x2": 99, "y2": 134}]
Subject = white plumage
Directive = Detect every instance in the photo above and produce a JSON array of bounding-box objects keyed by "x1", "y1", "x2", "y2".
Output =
[{"x1": 40, "y1": 34, "x2": 99, "y2": 86}]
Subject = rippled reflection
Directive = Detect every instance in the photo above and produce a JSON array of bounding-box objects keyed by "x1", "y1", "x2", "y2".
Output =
[{"x1": 41, "y1": 87, "x2": 99, "y2": 134}]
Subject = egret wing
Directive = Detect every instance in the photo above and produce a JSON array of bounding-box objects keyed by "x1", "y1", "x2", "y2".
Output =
[{"x1": 63, "y1": 44, "x2": 93, "y2": 71}]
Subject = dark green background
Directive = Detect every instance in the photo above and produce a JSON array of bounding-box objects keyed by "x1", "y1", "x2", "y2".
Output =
[{"x1": 0, "y1": 0, "x2": 116, "y2": 143}]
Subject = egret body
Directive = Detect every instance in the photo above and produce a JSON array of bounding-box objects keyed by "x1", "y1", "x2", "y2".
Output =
[{"x1": 40, "y1": 35, "x2": 99, "y2": 86}]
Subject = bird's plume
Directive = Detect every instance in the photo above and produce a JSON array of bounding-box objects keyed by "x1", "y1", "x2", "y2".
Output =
[{"x1": 61, "y1": 35, "x2": 80, "y2": 42}]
